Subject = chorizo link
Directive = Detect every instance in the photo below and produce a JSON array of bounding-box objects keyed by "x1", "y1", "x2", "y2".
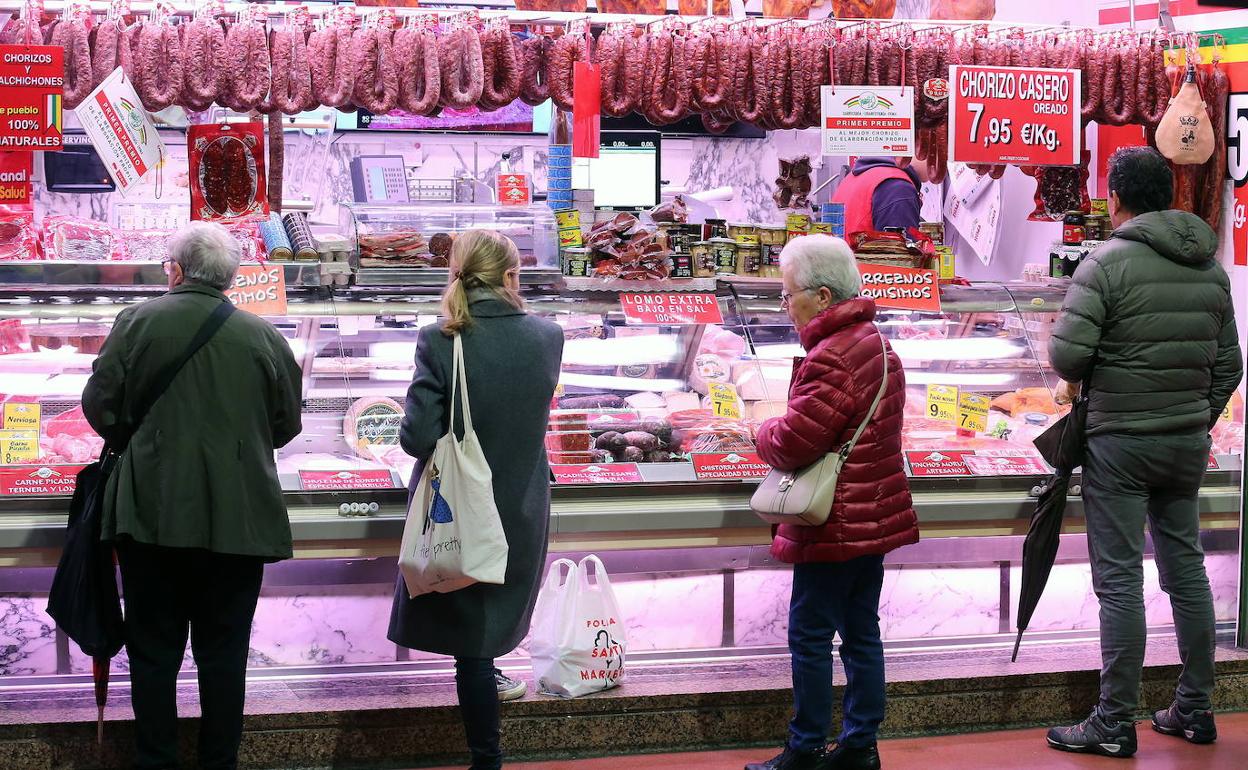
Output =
[
  {"x1": 691, "y1": 26, "x2": 732, "y2": 112},
  {"x1": 480, "y1": 26, "x2": 521, "y2": 111},
  {"x1": 396, "y1": 26, "x2": 441, "y2": 116},
  {"x1": 1196, "y1": 64, "x2": 1230, "y2": 231},
  {"x1": 519, "y1": 34, "x2": 550, "y2": 107},
  {"x1": 181, "y1": 17, "x2": 226, "y2": 112},
  {"x1": 268, "y1": 111, "x2": 283, "y2": 213},
  {"x1": 439, "y1": 25, "x2": 485, "y2": 111},
  {"x1": 802, "y1": 32, "x2": 831, "y2": 130},
  {"x1": 351, "y1": 24, "x2": 399, "y2": 114},
  {"x1": 768, "y1": 29, "x2": 805, "y2": 130},
  {"x1": 545, "y1": 29, "x2": 587, "y2": 112},
  {"x1": 223, "y1": 17, "x2": 270, "y2": 112},
  {"x1": 52, "y1": 13, "x2": 92, "y2": 109},
  {"x1": 136, "y1": 21, "x2": 182, "y2": 112},
  {"x1": 644, "y1": 27, "x2": 691, "y2": 126},
  {"x1": 309, "y1": 23, "x2": 355, "y2": 109}
]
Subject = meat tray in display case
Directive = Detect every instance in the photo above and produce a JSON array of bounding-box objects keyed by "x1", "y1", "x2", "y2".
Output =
[{"x1": 342, "y1": 202, "x2": 558, "y2": 284}]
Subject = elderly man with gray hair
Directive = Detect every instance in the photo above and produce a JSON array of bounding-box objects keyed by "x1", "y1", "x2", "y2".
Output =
[
  {"x1": 83, "y1": 221, "x2": 302, "y2": 770},
  {"x1": 746, "y1": 235, "x2": 916, "y2": 770}
]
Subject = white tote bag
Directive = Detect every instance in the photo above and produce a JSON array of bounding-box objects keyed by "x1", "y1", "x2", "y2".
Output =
[
  {"x1": 398, "y1": 334, "x2": 508, "y2": 598},
  {"x1": 529, "y1": 555, "x2": 627, "y2": 698}
]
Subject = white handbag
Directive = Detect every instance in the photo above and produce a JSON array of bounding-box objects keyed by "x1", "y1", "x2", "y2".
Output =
[
  {"x1": 750, "y1": 334, "x2": 889, "y2": 526},
  {"x1": 398, "y1": 334, "x2": 509, "y2": 598},
  {"x1": 529, "y1": 555, "x2": 627, "y2": 698}
]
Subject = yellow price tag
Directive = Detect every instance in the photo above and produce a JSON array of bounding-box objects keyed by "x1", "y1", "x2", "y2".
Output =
[
  {"x1": 709, "y1": 382, "x2": 742, "y2": 420},
  {"x1": 0, "y1": 430, "x2": 38, "y2": 465},
  {"x1": 2, "y1": 402, "x2": 40, "y2": 431},
  {"x1": 958, "y1": 392, "x2": 990, "y2": 434},
  {"x1": 926, "y1": 385, "x2": 958, "y2": 423},
  {"x1": 935, "y1": 246, "x2": 955, "y2": 280}
]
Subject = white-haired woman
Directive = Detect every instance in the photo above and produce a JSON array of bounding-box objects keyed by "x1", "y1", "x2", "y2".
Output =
[
  {"x1": 746, "y1": 235, "x2": 918, "y2": 770},
  {"x1": 83, "y1": 221, "x2": 303, "y2": 769},
  {"x1": 388, "y1": 230, "x2": 564, "y2": 770}
]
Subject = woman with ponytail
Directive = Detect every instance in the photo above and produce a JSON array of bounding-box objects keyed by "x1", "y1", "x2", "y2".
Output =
[{"x1": 388, "y1": 230, "x2": 564, "y2": 770}]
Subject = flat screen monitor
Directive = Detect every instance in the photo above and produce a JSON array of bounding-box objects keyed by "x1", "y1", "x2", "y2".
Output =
[{"x1": 571, "y1": 132, "x2": 660, "y2": 211}]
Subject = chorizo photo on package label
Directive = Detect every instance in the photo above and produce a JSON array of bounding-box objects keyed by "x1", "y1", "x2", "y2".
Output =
[
  {"x1": 440, "y1": 25, "x2": 485, "y2": 111},
  {"x1": 397, "y1": 26, "x2": 441, "y2": 116},
  {"x1": 224, "y1": 138, "x2": 256, "y2": 213},
  {"x1": 201, "y1": 139, "x2": 231, "y2": 216}
]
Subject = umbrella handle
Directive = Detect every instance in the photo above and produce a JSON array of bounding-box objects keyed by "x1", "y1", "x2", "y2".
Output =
[{"x1": 1011, "y1": 629, "x2": 1024, "y2": 663}]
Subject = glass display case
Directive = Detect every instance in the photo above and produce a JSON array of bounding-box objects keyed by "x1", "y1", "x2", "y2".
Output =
[
  {"x1": 0, "y1": 277, "x2": 1240, "y2": 525},
  {"x1": 341, "y1": 202, "x2": 559, "y2": 285}
]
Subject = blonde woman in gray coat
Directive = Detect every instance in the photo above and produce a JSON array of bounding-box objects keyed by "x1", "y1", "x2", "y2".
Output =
[{"x1": 388, "y1": 230, "x2": 564, "y2": 770}]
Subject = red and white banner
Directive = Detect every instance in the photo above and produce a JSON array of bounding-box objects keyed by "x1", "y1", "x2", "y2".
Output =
[
  {"x1": 298, "y1": 469, "x2": 395, "y2": 491},
  {"x1": 0, "y1": 45, "x2": 63, "y2": 151},
  {"x1": 857, "y1": 264, "x2": 941, "y2": 312},
  {"x1": 619, "y1": 293, "x2": 724, "y2": 325},
  {"x1": 820, "y1": 86, "x2": 916, "y2": 157},
  {"x1": 962, "y1": 453, "x2": 1050, "y2": 477},
  {"x1": 0, "y1": 465, "x2": 84, "y2": 496},
  {"x1": 905, "y1": 450, "x2": 972, "y2": 477},
  {"x1": 692, "y1": 452, "x2": 770, "y2": 480},
  {"x1": 948, "y1": 65, "x2": 1081, "y2": 167},
  {"x1": 906, "y1": 450, "x2": 1050, "y2": 477},
  {"x1": 551, "y1": 463, "x2": 643, "y2": 485}
]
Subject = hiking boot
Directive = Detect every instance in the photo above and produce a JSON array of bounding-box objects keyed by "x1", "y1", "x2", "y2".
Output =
[
  {"x1": 823, "y1": 743, "x2": 881, "y2": 770},
  {"x1": 1046, "y1": 710, "x2": 1137, "y2": 758},
  {"x1": 494, "y1": 669, "x2": 526, "y2": 702},
  {"x1": 744, "y1": 745, "x2": 828, "y2": 770},
  {"x1": 1152, "y1": 703, "x2": 1217, "y2": 744}
]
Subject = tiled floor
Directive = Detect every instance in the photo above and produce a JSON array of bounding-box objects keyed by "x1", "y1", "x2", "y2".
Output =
[{"x1": 423, "y1": 711, "x2": 1248, "y2": 770}]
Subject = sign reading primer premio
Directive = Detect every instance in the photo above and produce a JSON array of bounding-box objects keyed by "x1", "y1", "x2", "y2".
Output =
[
  {"x1": 821, "y1": 86, "x2": 915, "y2": 156},
  {"x1": 0, "y1": 45, "x2": 63, "y2": 151}
]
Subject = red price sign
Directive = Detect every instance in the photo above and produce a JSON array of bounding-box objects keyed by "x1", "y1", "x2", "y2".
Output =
[
  {"x1": 692, "y1": 452, "x2": 770, "y2": 480},
  {"x1": 857, "y1": 264, "x2": 941, "y2": 312},
  {"x1": 226, "y1": 264, "x2": 287, "y2": 316},
  {"x1": 0, "y1": 151, "x2": 31, "y2": 204},
  {"x1": 551, "y1": 463, "x2": 643, "y2": 485},
  {"x1": 298, "y1": 469, "x2": 394, "y2": 491},
  {"x1": 0, "y1": 45, "x2": 64, "y2": 151},
  {"x1": 905, "y1": 450, "x2": 972, "y2": 477},
  {"x1": 948, "y1": 65, "x2": 1080, "y2": 167},
  {"x1": 0, "y1": 464, "x2": 84, "y2": 496},
  {"x1": 620, "y1": 293, "x2": 724, "y2": 325}
]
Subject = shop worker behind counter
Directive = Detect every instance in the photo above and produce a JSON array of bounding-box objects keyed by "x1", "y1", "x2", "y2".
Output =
[
  {"x1": 1045, "y1": 146, "x2": 1242, "y2": 760},
  {"x1": 829, "y1": 156, "x2": 925, "y2": 234},
  {"x1": 82, "y1": 222, "x2": 303, "y2": 770}
]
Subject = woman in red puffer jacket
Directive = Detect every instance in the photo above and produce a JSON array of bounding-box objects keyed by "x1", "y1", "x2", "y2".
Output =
[{"x1": 745, "y1": 235, "x2": 918, "y2": 770}]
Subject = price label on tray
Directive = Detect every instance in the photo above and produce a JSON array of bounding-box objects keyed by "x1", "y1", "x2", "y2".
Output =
[
  {"x1": 0, "y1": 431, "x2": 37, "y2": 464},
  {"x1": 957, "y1": 392, "x2": 990, "y2": 434},
  {"x1": 2, "y1": 401, "x2": 39, "y2": 431},
  {"x1": 948, "y1": 65, "x2": 1081, "y2": 167},
  {"x1": 926, "y1": 385, "x2": 958, "y2": 423},
  {"x1": 709, "y1": 382, "x2": 742, "y2": 420}
]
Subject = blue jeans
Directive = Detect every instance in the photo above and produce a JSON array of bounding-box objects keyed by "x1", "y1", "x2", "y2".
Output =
[{"x1": 788, "y1": 555, "x2": 887, "y2": 752}]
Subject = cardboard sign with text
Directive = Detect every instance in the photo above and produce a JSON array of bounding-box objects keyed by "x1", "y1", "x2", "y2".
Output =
[
  {"x1": 948, "y1": 65, "x2": 1081, "y2": 167},
  {"x1": 692, "y1": 452, "x2": 770, "y2": 480},
  {"x1": 298, "y1": 469, "x2": 395, "y2": 491},
  {"x1": 75, "y1": 68, "x2": 164, "y2": 194},
  {"x1": 0, "y1": 464, "x2": 84, "y2": 496},
  {"x1": 226, "y1": 264, "x2": 287, "y2": 316},
  {"x1": 551, "y1": 463, "x2": 644, "y2": 485},
  {"x1": 857, "y1": 264, "x2": 941, "y2": 312},
  {"x1": 0, "y1": 45, "x2": 63, "y2": 151},
  {"x1": 620, "y1": 293, "x2": 724, "y2": 325},
  {"x1": 820, "y1": 86, "x2": 916, "y2": 156}
]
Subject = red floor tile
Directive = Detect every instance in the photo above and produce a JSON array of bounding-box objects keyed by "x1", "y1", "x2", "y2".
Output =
[{"x1": 425, "y1": 711, "x2": 1248, "y2": 769}]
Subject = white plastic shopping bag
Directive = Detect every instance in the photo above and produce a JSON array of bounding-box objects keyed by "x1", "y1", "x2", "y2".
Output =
[
  {"x1": 529, "y1": 555, "x2": 627, "y2": 698},
  {"x1": 398, "y1": 335, "x2": 508, "y2": 598}
]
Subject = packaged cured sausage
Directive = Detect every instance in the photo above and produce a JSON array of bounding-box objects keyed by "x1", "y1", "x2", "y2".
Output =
[{"x1": 188, "y1": 122, "x2": 268, "y2": 223}]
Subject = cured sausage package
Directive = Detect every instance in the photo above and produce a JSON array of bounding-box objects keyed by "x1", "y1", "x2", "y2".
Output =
[{"x1": 188, "y1": 122, "x2": 269, "y2": 223}]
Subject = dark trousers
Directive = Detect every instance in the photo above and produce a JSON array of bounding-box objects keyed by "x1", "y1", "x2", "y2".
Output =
[
  {"x1": 117, "y1": 542, "x2": 264, "y2": 770},
  {"x1": 455, "y1": 656, "x2": 501, "y2": 769},
  {"x1": 1083, "y1": 431, "x2": 1216, "y2": 722},
  {"x1": 787, "y1": 555, "x2": 886, "y2": 752}
]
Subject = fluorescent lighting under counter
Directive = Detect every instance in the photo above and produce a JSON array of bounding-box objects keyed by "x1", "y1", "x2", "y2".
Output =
[{"x1": 753, "y1": 337, "x2": 1026, "y2": 363}]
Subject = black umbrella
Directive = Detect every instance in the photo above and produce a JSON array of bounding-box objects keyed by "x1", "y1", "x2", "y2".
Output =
[{"x1": 1012, "y1": 387, "x2": 1089, "y2": 662}]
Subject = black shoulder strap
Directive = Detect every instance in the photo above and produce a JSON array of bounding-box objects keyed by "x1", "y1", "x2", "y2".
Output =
[{"x1": 130, "y1": 300, "x2": 236, "y2": 434}]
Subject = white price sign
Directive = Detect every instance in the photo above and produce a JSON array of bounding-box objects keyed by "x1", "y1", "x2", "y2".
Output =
[{"x1": 820, "y1": 86, "x2": 915, "y2": 157}]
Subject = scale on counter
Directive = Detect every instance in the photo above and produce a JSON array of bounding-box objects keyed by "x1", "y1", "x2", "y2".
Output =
[{"x1": 350, "y1": 156, "x2": 410, "y2": 203}]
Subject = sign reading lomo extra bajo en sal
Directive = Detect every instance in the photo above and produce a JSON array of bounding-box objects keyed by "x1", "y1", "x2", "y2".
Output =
[
  {"x1": 619, "y1": 293, "x2": 723, "y2": 325},
  {"x1": 820, "y1": 86, "x2": 916, "y2": 156},
  {"x1": 948, "y1": 65, "x2": 1081, "y2": 167},
  {"x1": 0, "y1": 45, "x2": 63, "y2": 151},
  {"x1": 226, "y1": 264, "x2": 288, "y2": 315},
  {"x1": 857, "y1": 264, "x2": 941, "y2": 312}
]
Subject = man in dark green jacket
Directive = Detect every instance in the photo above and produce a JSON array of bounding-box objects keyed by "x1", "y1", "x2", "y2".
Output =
[
  {"x1": 1045, "y1": 147, "x2": 1242, "y2": 760},
  {"x1": 83, "y1": 222, "x2": 302, "y2": 770}
]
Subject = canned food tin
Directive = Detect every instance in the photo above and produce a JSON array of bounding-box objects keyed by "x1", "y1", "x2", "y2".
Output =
[
  {"x1": 670, "y1": 252, "x2": 693, "y2": 278},
  {"x1": 709, "y1": 237, "x2": 738, "y2": 274},
  {"x1": 561, "y1": 248, "x2": 590, "y2": 277}
]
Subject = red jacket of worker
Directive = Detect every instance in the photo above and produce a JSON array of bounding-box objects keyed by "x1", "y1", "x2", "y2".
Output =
[{"x1": 755, "y1": 298, "x2": 919, "y2": 564}]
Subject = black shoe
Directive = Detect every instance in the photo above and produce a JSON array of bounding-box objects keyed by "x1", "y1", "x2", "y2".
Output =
[
  {"x1": 1152, "y1": 702, "x2": 1217, "y2": 744},
  {"x1": 823, "y1": 743, "x2": 881, "y2": 770},
  {"x1": 744, "y1": 746, "x2": 828, "y2": 770},
  {"x1": 1046, "y1": 710, "x2": 1138, "y2": 759}
]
